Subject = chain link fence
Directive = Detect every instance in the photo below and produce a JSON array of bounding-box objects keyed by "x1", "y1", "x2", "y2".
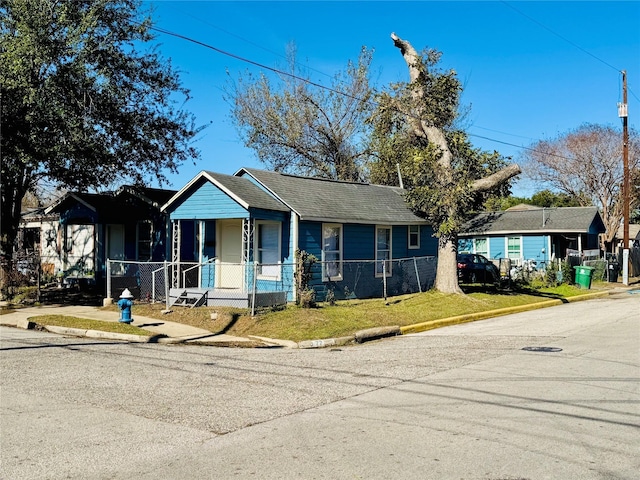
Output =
[
  {"x1": 106, "y1": 260, "x2": 183, "y2": 303},
  {"x1": 106, "y1": 256, "x2": 437, "y2": 309}
]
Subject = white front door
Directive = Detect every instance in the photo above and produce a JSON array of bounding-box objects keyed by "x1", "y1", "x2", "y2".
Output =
[{"x1": 217, "y1": 220, "x2": 243, "y2": 289}]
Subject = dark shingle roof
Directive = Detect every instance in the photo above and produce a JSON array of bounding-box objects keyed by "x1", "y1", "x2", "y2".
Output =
[
  {"x1": 239, "y1": 168, "x2": 425, "y2": 224},
  {"x1": 460, "y1": 206, "x2": 605, "y2": 235},
  {"x1": 203, "y1": 171, "x2": 290, "y2": 212},
  {"x1": 119, "y1": 186, "x2": 177, "y2": 207},
  {"x1": 45, "y1": 186, "x2": 178, "y2": 214}
]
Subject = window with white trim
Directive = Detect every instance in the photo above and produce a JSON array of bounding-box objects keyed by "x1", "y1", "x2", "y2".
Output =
[
  {"x1": 322, "y1": 224, "x2": 342, "y2": 281},
  {"x1": 507, "y1": 236, "x2": 521, "y2": 263},
  {"x1": 408, "y1": 225, "x2": 420, "y2": 249},
  {"x1": 473, "y1": 238, "x2": 488, "y2": 257},
  {"x1": 257, "y1": 221, "x2": 281, "y2": 278},
  {"x1": 376, "y1": 226, "x2": 392, "y2": 277},
  {"x1": 137, "y1": 221, "x2": 152, "y2": 261}
]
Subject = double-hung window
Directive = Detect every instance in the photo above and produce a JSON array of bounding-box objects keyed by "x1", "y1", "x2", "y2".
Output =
[
  {"x1": 474, "y1": 237, "x2": 488, "y2": 257},
  {"x1": 376, "y1": 226, "x2": 392, "y2": 277},
  {"x1": 322, "y1": 224, "x2": 342, "y2": 281},
  {"x1": 507, "y1": 236, "x2": 522, "y2": 264},
  {"x1": 137, "y1": 221, "x2": 153, "y2": 261},
  {"x1": 408, "y1": 225, "x2": 420, "y2": 249},
  {"x1": 257, "y1": 222, "x2": 281, "y2": 279}
]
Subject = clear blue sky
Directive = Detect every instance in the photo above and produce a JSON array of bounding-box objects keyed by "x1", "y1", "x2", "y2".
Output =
[{"x1": 145, "y1": 1, "x2": 640, "y2": 197}]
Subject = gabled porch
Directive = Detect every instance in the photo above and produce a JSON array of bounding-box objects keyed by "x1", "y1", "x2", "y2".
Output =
[{"x1": 167, "y1": 217, "x2": 293, "y2": 309}]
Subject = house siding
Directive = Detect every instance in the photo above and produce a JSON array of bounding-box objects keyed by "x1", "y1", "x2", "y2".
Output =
[
  {"x1": 489, "y1": 237, "x2": 504, "y2": 259},
  {"x1": 344, "y1": 224, "x2": 375, "y2": 259},
  {"x1": 459, "y1": 234, "x2": 555, "y2": 266},
  {"x1": 522, "y1": 235, "x2": 548, "y2": 263},
  {"x1": 171, "y1": 181, "x2": 248, "y2": 220},
  {"x1": 298, "y1": 220, "x2": 436, "y2": 301}
]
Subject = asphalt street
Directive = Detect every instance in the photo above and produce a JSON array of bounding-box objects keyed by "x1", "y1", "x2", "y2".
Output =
[{"x1": 1, "y1": 291, "x2": 638, "y2": 479}]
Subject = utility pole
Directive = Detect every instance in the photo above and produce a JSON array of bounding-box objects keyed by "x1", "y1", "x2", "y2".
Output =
[{"x1": 619, "y1": 70, "x2": 629, "y2": 285}]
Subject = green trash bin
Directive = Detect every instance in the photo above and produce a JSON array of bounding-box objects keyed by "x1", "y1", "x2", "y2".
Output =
[{"x1": 574, "y1": 265, "x2": 595, "y2": 289}]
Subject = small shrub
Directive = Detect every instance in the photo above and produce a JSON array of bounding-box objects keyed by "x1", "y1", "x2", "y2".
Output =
[
  {"x1": 545, "y1": 260, "x2": 560, "y2": 287},
  {"x1": 561, "y1": 260, "x2": 574, "y2": 285},
  {"x1": 325, "y1": 288, "x2": 336, "y2": 306},
  {"x1": 299, "y1": 288, "x2": 316, "y2": 309},
  {"x1": 11, "y1": 286, "x2": 38, "y2": 304},
  {"x1": 591, "y1": 260, "x2": 606, "y2": 282},
  {"x1": 295, "y1": 249, "x2": 318, "y2": 308}
]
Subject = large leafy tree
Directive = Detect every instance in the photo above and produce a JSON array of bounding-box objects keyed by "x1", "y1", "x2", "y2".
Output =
[
  {"x1": 226, "y1": 45, "x2": 374, "y2": 181},
  {"x1": 522, "y1": 123, "x2": 640, "y2": 250},
  {"x1": 370, "y1": 34, "x2": 520, "y2": 294},
  {"x1": 485, "y1": 189, "x2": 585, "y2": 211},
  {"x1": 0, "y1": 0, "x2": 200, "y2": 291}
]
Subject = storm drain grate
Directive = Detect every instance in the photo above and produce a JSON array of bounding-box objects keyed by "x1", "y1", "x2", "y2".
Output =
[{"x1": 521, "y1": 346, "x2": 563, "y2": 353}]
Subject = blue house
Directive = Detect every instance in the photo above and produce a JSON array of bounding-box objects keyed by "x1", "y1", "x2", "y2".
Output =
[
  {"x1": 161, "y1": 168, "x2": 438, "y2": 307},
  {"x1": 458, "y1": 205, "x2": 606, "y2": 267},
  {"x1": 43, "y1": 186, "x2": 176, "y2": 293}
]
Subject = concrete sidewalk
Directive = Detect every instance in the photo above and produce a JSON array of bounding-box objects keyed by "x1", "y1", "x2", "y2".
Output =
[{"x1": 0, "y1": 305, "x2": 268, "y2": 347}]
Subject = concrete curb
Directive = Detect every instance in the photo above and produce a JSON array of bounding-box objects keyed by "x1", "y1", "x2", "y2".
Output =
[
  {"x1": 400, "y1": 290, "x2": 612, "y2": 335},
  {"x1": 354, "y1": 326, "x2": 401, "y2": 343},
  {"x1": 0, "y1": 287, "x2": 624, "y2": 348},
  {"x1": 249, "y1": 336, "x2": 299, "y2": 349},
  {"x1": 400, "y1": 299, "x2": 564, "y2": 335},
  {"x1": 298, "y1": 336, "x2": 355, "y2": 349},
  {"x1": 43, "y1": 325, "x2": 154, "y2": 343}
]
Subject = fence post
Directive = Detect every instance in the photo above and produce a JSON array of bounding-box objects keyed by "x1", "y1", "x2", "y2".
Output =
[
  {"x1": 413, "y1": 257, "x2": 422, "y2": 293},
  {"x1": 164, "y1": 261, "x2": 170, "y2": 311},
  {"x1": 152, "y1": 269, "x2": 156, "y2": 304},
  {"x1": 106, "y1": 258, "x2": 111, "y2": 300},
  {"x1": 251, "y1": 262, "x2": 258, "y2": 316},
  {"x1": 382, "y1": 260, "x2": 387, "y2": 302}
]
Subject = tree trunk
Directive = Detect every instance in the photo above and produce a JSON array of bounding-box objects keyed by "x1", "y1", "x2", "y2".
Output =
[
  {"x1": 391, "y1": 33, "x2": 520, "y2": 295},
  {"x1": 0, "y1": 166, "x2": 30, "y2": 297},
  {"x1": 434, "y1": 234, "x2": 463, "y2": 294}
]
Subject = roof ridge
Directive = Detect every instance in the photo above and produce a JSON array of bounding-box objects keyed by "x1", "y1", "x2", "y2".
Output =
[{"x1": 242, "y1": 167, "x2": 407, "y2": 189}]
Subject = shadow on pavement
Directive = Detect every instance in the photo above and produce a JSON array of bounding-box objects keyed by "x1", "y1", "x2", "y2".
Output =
[{"x1": 38, "y1": 286, "x2": 104, "y2": 307}]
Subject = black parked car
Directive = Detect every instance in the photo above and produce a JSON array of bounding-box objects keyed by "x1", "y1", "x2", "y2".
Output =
[{"x1": 457, "y1": 253, "x2": 500, "y2": 284}]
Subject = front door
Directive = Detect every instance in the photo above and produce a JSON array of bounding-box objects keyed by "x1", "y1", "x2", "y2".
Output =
[
  {"x1": 217, "y1": 219, "x2": 243, "y2": 289},
  {"x1": 107, "y1": 224, "x2": 125, "y2": 275}
]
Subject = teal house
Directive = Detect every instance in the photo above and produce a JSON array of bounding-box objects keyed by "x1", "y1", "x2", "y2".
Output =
[
  {"x1": 161, "y1": 168, "x2": 438, "y2": 307},
  {"x1": 458, "y1": 205, "x2": 606, "y2": 267}
]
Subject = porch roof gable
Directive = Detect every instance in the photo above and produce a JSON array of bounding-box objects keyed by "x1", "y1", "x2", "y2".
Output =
[{"x1": 161, "y1": 170, "x2": 289, "y2": 213}]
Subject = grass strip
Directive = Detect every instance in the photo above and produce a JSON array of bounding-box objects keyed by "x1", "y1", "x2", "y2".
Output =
[{"x1": 29, "y1": 315, "x2": 153, "y2": 336}]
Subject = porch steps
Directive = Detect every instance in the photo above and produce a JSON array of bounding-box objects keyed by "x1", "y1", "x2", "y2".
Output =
[{"x1": 170, "y1": 289, "x2": 208, "y2": 308}]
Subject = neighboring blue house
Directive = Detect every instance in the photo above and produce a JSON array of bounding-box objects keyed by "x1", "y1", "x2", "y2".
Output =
[
  {"x1": 43, "y1": 186, "x2": 176, "y2": 291},
  {"x1": 458, "y1": 205, "x2": 606, "y2": 267},
  {"x1": 161, "y1": 168, "x2": 438, "y2": 307}
]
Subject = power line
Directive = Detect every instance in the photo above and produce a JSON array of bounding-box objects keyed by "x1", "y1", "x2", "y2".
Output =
[
  {"x1": 144, "y1": 23, "x2": 603, "y2": 164},
  {"x1": 160, "y1": 5, "x2": 336, "y2": 81},
  {"x1": 500, "y1": 1, "x2": 640, "y2": 105},
  {"x1": 467, "y1": 134, "x2": 575, "y2": 162},
  {"x1": 500, "y1": 1, "x2": 622, "y2": 73},
  {"x1": 470, "y1": 125, "x2": 538, "y2": 141},
  {"x1": 146, "y1": 24, "x2": 361, "y2": 101}
]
